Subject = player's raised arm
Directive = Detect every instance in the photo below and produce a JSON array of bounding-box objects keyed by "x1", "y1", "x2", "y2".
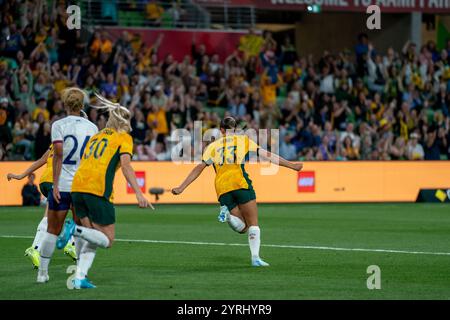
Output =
[
  {"x1": 258, "y1": 148, "x2": 303, "y2": 172},
  {"x1": 172, "y1": 162, "x2": 208, "y2": 195},
  {"x1": 7, "y1": 149, "x2": 50, "y2": 181},
  {"x1": 120, "y1": 153, "x2": 154, "y2": 209}
]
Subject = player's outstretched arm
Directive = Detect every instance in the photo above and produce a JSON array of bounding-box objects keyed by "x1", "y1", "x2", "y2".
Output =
[
  {"x1": 172, "y1": 162, "x2": 207, "y2": 195},
  {"x1": 7, "y1": 149, "x2": 50, "y2": 181},
  {"x1": 258, "y1": 148, "x2": 303, "y2": 172},
  {"x1": 120, "y1": 154, "x2": 154, "y2": 209}
]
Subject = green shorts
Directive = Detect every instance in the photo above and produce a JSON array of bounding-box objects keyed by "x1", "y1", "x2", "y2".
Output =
[
  {"x1": 218, "y1": 188, "x2": 256, "y2": 211},
  {"x1": 39, "y1": 182, "x2": 53, "y2": 199},
  {"x1": 71, "y1": 192, "x2": 115, "y2": 225}
]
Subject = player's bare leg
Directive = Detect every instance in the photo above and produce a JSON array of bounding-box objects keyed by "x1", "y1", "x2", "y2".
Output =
[{"x1": 238, "y1": 200, "x2": 269, "y2": 267}]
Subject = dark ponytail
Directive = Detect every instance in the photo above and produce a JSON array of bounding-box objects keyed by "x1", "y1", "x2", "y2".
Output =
[{"x1": 220, "y1": 116, "x2": 237, "y2": 131}]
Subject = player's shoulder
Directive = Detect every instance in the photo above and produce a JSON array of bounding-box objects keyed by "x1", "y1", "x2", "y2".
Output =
[
  {"x1": 51, "y1": 116, "x2": 67, "y2": 128},
  {"x1": 229, "y1": 134, "x2": 251, "y2": 145},
  {"x1": 116, "y1": 131, "x2": 133, "y2": 144},
  {"x1": 99, "y1": 128, "x2": 131, "y2": 141},
  {"x1": 79, "y1": 117, "x2": 98, "y2": 131},
  {"x1": 206, "y1": 137, "x2": 223, "y2": 150}
]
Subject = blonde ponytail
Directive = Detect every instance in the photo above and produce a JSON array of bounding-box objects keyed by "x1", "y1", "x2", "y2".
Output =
[{"x1": 92, "y1": 92, "x2": 132, "y2": 133}]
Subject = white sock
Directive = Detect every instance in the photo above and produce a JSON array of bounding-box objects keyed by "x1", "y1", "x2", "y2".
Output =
[
  {"x1": 227, "y1": 215, "x2": 246, "y2": 233},
  {"x1": 39, "y1": 232, "x2": 57, "y2": 272},
  {"x1": 73, "y1": 226, "x2": 110, "y2": 248},
  {"x1": 248, "y1": 226, "x2": 261, "y2": 259},
  {"x1": 74, "y1": 236, "x2": 86, "y2": 259},
  {"x1": 32, "y1": 217, "x2": 48, "y2": 250},
  {"x1": 70, "y1": 235, "x2": 75, "y2": 246},
  {"x1": 76, "y1": 242, "x2": 97, "y2": 280}
]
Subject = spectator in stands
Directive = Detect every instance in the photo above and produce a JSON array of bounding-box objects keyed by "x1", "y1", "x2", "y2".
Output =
[
  {"x1": 166, "y1": 1, "x2": 185, "y2": 28},
  {"x1": 31, "y1": 97, "x2": 49, "y2": 122},
  {"x1": 407, "y1": 132, "x2": 424, "y2": 160},
  {"x1": 228, "y1": 94, "x2": 246, "y2": 119},
  {"x1": 12, "y1": 63, "x2": 34, "y2": 112},
  {"x1": 101, "y1": 73, "x2": 118, "y2": 99},
  {"x1": 279, "y1": 127, "x2": 297, "y2": 160},
  {"x1": 147, "y1": 85, "x2": 169, "y2": 136},
  {"x1": 131, "y1": 108, "x2": 149, "y2": 144},
  {"x1": 355, "y1": 33, "x2": 369, "y2": 77},
  {"x1": 34, "y1": 116, "x2": 51, "y2": 159},
  {"x1": 316, "y1": 135, "x2": 333, "y2": 161},
  {"x1": 388, "y1": 136, "x2": 407, "y2": 160},
  {"x1": 367, "y1": 44, "x2": 387, "y2": 93},
  {"x1": 145, "y1": 0, "x2": 164, "y2": 27},
  {"x1": 21, "y1": 173, "x2": 40, "y2": 206},
  {"x1": 424, "y1": 126, "x2": 441, "y2": 160},
  {"x1": 0, "y1": 97, "x2": 12, "y2": 147},
  {"x1": 342, "y1": 136, "x2": 360, "y2": 160},
  {"x1": 3, "y1": 23, "x2": 25, "y2": 59}
]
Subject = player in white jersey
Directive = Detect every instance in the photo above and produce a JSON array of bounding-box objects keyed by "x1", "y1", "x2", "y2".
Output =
[{"x1": 37, "y1": 88, "x2": 98, "y2": 283}]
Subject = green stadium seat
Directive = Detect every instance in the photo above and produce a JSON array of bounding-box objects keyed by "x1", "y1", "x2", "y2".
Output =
[{"x1": 161, "y1": 12, "x2": 174, "y2": 28}]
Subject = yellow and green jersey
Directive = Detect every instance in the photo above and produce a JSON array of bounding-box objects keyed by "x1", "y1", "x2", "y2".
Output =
[
  {"x1": 39, "y1": 145, "x2": 53, "y2": 184},
  {"x1": 71, "y1": 128, "x2": 133, "y2": 202},
  {"x1": 202, "y1": 134, "x2": 259, "y2": 198}
]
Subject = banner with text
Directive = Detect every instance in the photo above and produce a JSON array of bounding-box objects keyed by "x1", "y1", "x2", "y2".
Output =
[
  {"x1": 194, "y1": 0, "x2": 450, "y2": 13},
  {"x1": 1, "y1": 162, "x2": 450, "y2": 206}
]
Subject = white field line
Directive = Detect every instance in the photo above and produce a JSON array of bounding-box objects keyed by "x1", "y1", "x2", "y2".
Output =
[{"x1": 1, "y1": 235, "x2": 450, "y2": 256}]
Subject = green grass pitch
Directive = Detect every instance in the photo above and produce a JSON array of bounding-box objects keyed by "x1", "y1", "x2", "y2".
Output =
[{"x1": 0, "y1": 203, "x2": 450, "y2": 300}]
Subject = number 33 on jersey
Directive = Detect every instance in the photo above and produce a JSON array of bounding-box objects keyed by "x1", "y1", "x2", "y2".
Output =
[{"x1": 71, "y1": 128, "x2": 134, "y2": 201}]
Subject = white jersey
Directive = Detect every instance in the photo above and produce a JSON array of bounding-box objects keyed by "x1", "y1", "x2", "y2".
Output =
[{"x1": 51, "y1": 115, "x2": 98, "y2": 192}]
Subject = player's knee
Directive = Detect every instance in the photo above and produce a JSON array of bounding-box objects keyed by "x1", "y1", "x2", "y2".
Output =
[
  {"x1": 80, "y1": 218, "x2": 92, "y2": 228},
  {"x1": 227, "y1": 215, "x2": 246, "y2": 233},
  {"x1": 47, "y1": 224, "x2": 61, "y2": 235},
  {"x1": 106, "y1": 236, "x2": 114, "y2": 248}
]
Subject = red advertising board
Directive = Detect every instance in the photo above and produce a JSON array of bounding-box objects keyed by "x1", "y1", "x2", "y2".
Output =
[
  {"x1": 106, "y1": 27, "x2": 247, "y2": 63},
  {"x1": 127, "y1": 171, "x2": 146, "y2": 194},
  {"x1": 298, "y1": 171, "x2": 315, "y2": 193},
  {"x1": 194, "y1": 0, "x2": 450, "y2": 13}
]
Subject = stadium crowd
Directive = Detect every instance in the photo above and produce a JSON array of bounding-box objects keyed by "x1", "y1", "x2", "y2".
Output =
[{"x1": 0, "y1": 0, "x2": 450, "y2": 161}]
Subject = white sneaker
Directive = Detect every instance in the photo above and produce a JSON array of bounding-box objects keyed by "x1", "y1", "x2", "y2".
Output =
[
  {"x1": 37, "y1": 270, "x2": 49, "y2": 283},
  {"x1": 218, "y1": 205, "x2": 230, "y2": 223},
  {"x1": 251, "y1": 257, "x2": 270, "y2": 267}
]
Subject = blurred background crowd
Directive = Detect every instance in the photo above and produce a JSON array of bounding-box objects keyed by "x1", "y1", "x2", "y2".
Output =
[{"x1": 0, "y1": 0, "x2": 449, "y2": 161}]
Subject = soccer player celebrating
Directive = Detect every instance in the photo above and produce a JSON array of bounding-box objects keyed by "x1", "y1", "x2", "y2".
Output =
[
  {"x1": 6, "y1": 145, "x2": 77, "y2": 268},
  {"x1": 57, "y1": 93, "x2": 153, "y2": 289},
  {"x1": 37, "y1": 88, "x2": 98, "y2": 283},
  {"x1": 172, "y1": 116, "x2": 302, "y2": 267}
]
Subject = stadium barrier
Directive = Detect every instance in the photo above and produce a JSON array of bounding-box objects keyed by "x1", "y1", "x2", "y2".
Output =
[
  {"x1": 1, "y1": 161, "x2": 450, "y2": 206},
  {"x1": 106, "y1": 27, "x2": 247, "y2": 63}
]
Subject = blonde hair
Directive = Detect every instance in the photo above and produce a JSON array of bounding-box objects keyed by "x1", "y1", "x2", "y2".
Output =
[
  {"x1": 61, "y1": 87, "x2": 86, "y2": 113},
  {"x1": 92, "y1": 92, "x2": 131, "y2": 133}
]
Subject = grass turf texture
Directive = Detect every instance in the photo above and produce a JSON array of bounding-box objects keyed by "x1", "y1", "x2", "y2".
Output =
[{"x1": 0, "y1": 203, "x2": 450, "y2": 300}]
